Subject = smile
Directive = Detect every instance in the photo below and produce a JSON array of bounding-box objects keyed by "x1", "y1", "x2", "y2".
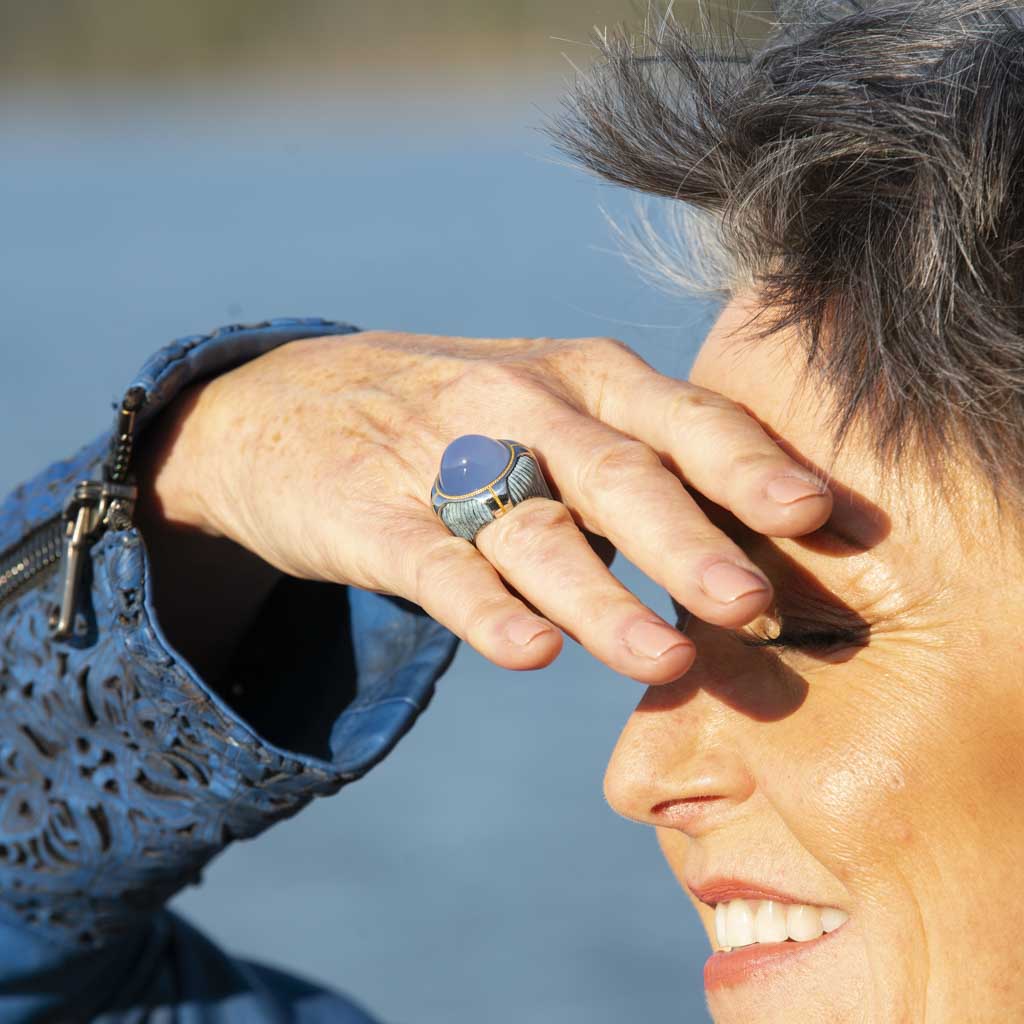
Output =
[
  {"x1": 714, "y1": 897, "x2": 848, "y2": 951},
  {"x1": 704, "y1": 898, "x2": 850, "y2": 992}
]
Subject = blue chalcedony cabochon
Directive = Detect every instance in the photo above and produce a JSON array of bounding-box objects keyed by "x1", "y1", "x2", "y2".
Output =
[{"x1": 439, "y1": 434, "x2": 510, "y2": 495}]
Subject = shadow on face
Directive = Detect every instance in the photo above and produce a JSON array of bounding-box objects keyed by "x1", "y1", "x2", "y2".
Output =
[{"x1": 654, "y1": 469, "x2": 889, "y2": 722}]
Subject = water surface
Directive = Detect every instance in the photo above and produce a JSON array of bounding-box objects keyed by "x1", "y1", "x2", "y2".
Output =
[{"x1": 0, "y1": 88, "x2": 716, "y2": 1023}]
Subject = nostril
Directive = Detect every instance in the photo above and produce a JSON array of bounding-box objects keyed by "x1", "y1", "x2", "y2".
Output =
[
  {"x1": 651, "y1": 795, "x2": 724, "y2": 815},
  {"x1": 647, "y1": 793, "x2": 740, "y2": 835}
]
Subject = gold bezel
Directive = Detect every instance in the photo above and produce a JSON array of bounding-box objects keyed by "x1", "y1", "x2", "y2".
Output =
[{"x1": 432, "y1": 441, "x2": 517, "y2": 501}]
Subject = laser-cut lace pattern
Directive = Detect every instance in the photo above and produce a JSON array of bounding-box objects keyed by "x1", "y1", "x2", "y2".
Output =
[{"x1": 0, "y1": 527, "x2": 348, "y2": 948}]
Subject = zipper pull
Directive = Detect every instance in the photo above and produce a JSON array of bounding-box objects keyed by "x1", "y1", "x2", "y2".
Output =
[
  {"x1": 51, "y1": 387, "x2": 145, "y2": 641},
  {"x1": 53, "y1": 489, "x2": 100, "y2": 640},
  {"x1": 52, "y1": 479, "x2": 138, "y2": 641}
]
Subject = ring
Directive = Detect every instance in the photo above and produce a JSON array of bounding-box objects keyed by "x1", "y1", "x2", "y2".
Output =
[{"x1": 431, "y1": 434, "x2": 553, "y2": 544}]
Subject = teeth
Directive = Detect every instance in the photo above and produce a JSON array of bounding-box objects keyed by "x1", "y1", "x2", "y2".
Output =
[
  {"x1": 786, "y1": 904, "x2": 823, "y2": 942},
  {"x1": 754, "y1": 899, "x2": 789, "y2": 943},
  {"x1": 821, "y1": 907, "x2": 850, "y2": 933},
  {"x1": 725, "y1": 898, "x2": 756, "y2": 949},
  {"x1": 714, "y1": 899, "x2": 846, "y2": 951},
  {"x1": 715, "y1": 901, "x2": 730, "y2": 951}
]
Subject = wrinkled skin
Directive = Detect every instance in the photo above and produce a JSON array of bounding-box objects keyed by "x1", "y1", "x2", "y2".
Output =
[{"x1": 604, "y1": 296, "x2": 1024, "y2": 1022}]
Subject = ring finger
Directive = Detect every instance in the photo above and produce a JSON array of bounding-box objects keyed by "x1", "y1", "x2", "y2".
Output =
[
  {"x1": 535, "y1": 408, "x2": 775, "y2": 628},
  {"x1": 475, "y1": 497, "x2": 695, "y2": 684}
]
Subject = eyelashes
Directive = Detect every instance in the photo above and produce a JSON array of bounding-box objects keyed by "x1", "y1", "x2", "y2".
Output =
[
  {"x1": 739, "y1": 619, "x2": 870, "y2": 653},
  {"x1": 676, "y1": 592, "x2": 872, "y2": 655}
]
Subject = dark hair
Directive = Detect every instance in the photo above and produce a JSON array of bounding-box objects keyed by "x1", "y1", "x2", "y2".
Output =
[{"x1": 550, "y1": 1, "x2": 1024, "y2": 506}]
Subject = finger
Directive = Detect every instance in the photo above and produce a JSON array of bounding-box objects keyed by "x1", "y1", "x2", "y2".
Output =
[
  {"x1": 575, "y1": 340, "x2": 833, "y2": 537},
  {"x1": 536, "y1": 409, "x2": 775, "y2": 628},
  {"x1": 476, "y1": 497, "x2": 695, "y2": 684},
  {"x1": 375, "y1": 507, "x2": 563, "y2": 671}
]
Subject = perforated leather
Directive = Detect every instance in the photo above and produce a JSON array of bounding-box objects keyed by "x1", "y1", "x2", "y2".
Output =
[{"x1": 0, "y1": 321, "x2": 459, "y2": 959}]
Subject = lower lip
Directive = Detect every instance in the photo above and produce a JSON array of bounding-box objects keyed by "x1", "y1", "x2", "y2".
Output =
[{"x1": 703, "y1": 924, "x2": 846, "y2": 991}]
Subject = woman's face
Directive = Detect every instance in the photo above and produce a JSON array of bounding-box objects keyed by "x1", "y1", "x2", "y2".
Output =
[{"x1": 603, "y1": 296, "x2": 1024, "y2": 1022}]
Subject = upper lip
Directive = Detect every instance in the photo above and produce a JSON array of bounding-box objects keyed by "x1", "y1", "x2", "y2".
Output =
[{"x1": 687, "y1": 875, "x2": 838, "y2": 909}]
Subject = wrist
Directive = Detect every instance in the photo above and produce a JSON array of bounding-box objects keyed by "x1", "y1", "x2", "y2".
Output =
[
  {"x1": 133, "y1": 379, "x2": 283, "y2": 684},
  {"x1": 134, "y1": 378, "x2": 222, "y2": 537}
]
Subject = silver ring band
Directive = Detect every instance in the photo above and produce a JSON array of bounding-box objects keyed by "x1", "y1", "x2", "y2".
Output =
[{"x1": 431, "y1": 436, "x2": 553, "y2": 544}]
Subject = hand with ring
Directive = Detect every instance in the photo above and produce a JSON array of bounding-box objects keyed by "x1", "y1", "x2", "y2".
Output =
[{"x1": 135, "y1": 330, "x2": 833, "y2": 685}]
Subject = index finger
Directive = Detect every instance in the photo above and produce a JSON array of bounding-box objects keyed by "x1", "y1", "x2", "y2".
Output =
[{"x1": 577, "y1": 341, "x2": 833, "y2": 538}]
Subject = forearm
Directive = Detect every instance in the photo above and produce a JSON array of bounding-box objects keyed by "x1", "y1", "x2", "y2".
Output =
[
  {"x1": 0, "y1": 323, "x2": 353, "y2": 947},
  {"x1": 0, "y1": 318, "x2": 460, "y2": 1020}
]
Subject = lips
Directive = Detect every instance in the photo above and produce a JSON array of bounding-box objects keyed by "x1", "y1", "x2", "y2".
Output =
[
  {"x1": 689, "y1": 878, "x2": 825, "y2": 907},
  {"x1": 687, "y1": 875, "x2": 851, "y2": 991},
  {"x1": 703, "y1": 925, "x2": 846, "y2": 990}
]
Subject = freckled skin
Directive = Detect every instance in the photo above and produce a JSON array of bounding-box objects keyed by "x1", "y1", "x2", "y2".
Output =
[{"x1": 603, "y1": 295, "x2": 1024, "y2": 1023}]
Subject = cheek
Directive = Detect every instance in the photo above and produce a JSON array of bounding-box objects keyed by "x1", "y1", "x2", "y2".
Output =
[
  {"x1": 793, "y1": 697, "x2": 914, "y2": 871},
  {"x1": 763, "y1": 646, "x2": 1024, "y2": 956}
]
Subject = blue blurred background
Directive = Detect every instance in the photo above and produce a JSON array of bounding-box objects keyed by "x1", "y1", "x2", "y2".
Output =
[{"x1": 0, "y1": 3, "x2": 774, "y2": 1020}]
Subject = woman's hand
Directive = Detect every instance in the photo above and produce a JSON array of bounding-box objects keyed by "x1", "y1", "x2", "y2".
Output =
[{"x1": 139, "y1": 331, "x2": 832, "y2": 685}]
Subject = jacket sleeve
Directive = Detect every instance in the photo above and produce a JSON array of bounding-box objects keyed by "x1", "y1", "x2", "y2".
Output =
[{"x1": 0, "y1": 322, "x2": 460, "y2": 995}]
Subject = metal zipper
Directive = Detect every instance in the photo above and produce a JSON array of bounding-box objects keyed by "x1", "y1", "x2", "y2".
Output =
[
  {"x1": 0, "y1": 386, "x2": 145, "y2": 639},
  {"x1": 0, "y1": 517, "x2": 65, "y2": 610}
]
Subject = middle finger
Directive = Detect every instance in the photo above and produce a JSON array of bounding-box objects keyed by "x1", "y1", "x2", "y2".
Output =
[
  {"x1": 538, "y1": 407, "x2": 774, "y2": 627},
  {"x1": 475, "y1": 497, "x2": 696, "y2": 684}
]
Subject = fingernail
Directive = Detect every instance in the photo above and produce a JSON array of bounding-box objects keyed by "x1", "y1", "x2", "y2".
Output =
[
  {"x1": 505, "y1": 615, "x2": 553, "y2": 647},
  {"x1": 701, "y1": 562, "x2": 770, "y2": 604},
  {"x1": 626, "y1": 621, "x2": 690, "y2": 660},
  {"x1": 766, "y1": 475, "x2": 829, "y2": 505}
]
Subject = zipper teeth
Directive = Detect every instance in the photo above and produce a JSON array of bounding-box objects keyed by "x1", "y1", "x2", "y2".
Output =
[
  {"x1": 0, "y1": 516, "x2": 64, "y2": 613},
  {"x1": 1, "y1": 320, "x2": 319, "y2": 615},
  {"x1": 110, "y1": 386, "x2": 145, "y2": 484},
  {"x1": 0, "y1": 385, "x2": 145, "y2": 622}
]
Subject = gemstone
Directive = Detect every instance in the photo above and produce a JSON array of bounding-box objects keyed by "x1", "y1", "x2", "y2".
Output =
[{"x1": 439, "y1": 434, "x2": 511, "y2": 495}]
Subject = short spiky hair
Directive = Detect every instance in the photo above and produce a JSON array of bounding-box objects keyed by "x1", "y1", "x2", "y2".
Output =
[{"x1": 552, "y1": 1, "x2": 1024, "y2": 505}]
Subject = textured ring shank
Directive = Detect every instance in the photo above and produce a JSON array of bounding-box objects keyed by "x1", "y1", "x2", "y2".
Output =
[{"x1": 432, "y1": 442, "x2": 552, "y2": 544}]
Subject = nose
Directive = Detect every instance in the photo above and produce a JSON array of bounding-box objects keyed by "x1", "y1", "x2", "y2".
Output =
[{"x1": 604, "y1": 640, "x2": 759, "y2": 838}]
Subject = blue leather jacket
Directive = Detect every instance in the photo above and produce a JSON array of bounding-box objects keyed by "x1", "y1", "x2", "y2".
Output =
[{"x1": 0, "y1": 322, "x2": 460, "y2": 1022}]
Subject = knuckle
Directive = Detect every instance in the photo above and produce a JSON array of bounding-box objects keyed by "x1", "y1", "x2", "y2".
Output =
[
  {"x1": 576, "y1": 439, "x2": 661, "y2": 496},
  {"x1": 462, "y1": 593, "x2": 517, "y2": 637},
  {"x1": 473, "y1": 360, "x2": 525, "y2": 390},
  {"x1": 677, "y1": 384, "x2": 742, "y2": 422},
  {"x1": 585, "y1": 594, "x2": 637, "y2": 631},
  {"x1": 589, "y1": 335, "x2": 635, "y2": 359},
  {"x1": 543, "y1": 335, "x2": 637, "y2": 385},
  {"x1": 348, "y1": 505, "x2": 413, "y2": 587},
  {"x1": 410, "y1": 532, "x2": 475, "y2": 602},
  {"x1": 489, "y1": 499, "x2": 573, "y2": 566},
  {"x1": 728, "y1": 448, "x2": 785, "y2": 477},
  {"x1": 508, "y1": 497, "x2": 574, "y2": 534}
]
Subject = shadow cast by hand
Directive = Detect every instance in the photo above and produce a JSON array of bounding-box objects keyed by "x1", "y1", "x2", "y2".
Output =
[{"x1": 661, "y1": 455, "x2": 889, "y2": 723}]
